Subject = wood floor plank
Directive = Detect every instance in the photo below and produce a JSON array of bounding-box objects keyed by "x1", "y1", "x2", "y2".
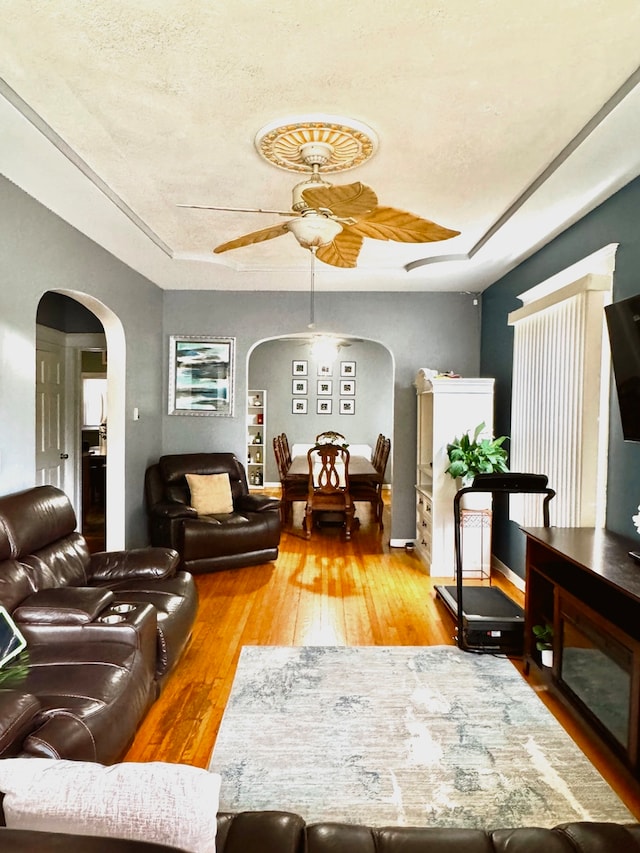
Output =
[{"x1": 124, "y1": 492, "x2": 640, "y2": 819}]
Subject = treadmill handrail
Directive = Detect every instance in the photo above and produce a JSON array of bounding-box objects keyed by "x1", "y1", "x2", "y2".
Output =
[{"x1": 452, "y1": 472, "x2": 556, "y2": 652}]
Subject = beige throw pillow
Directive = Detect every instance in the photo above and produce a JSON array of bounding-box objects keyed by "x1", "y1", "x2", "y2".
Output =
[
  {"x1": 0, "y1": 758, "x2": 220, "y2": 853},
  {"x1": 186, "y1": 472, "x2": 234, "y2": 515}
]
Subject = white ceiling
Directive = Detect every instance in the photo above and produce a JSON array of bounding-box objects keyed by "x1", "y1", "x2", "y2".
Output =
[{"x1": 2, "y1": 1, "x2": 640, "y2": 293}]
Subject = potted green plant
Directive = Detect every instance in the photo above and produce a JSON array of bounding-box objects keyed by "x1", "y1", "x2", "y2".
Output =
[
  {"x1": 445, "y1": 421, "x2": 509, "y2": 486},
  {"x1": 533, "y1": 623, "x2": 554, "y2": 667}
]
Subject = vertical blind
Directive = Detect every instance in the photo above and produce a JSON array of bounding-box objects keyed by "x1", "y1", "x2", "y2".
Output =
[{"x1": 508, "y1": 275, "x2": 611, "y2": 528}]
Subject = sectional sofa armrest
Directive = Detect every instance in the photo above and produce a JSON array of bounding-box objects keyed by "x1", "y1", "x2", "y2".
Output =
[
  {"x1": 13, "y1": 587, "x2": 114, "y2": 624},
  {"x1": 0, "y1": 691, "x2": 41, "y2": 757},
  {"x1": 88, "y1": 547, "x2": 180, "y2": 583},
  {"x1": 235, "y1": 493, "x2": 281, "y2": 514}
]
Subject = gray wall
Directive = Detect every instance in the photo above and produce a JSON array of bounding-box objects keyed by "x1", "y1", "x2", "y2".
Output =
[
  {"x1": 481, "y1": 174, "x2": 640, "y2": 578},
  {"x1": 0, "y1": 176, "x2": 164, "y2": 546},
  {"x1": 248, "y1": 338, "x2": 393, "y2": 484},
  {"x1": 163, "y1": 289, "x2": 482, "y2": 541}
]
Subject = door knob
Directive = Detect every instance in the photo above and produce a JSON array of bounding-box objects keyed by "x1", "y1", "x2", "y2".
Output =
[{"x1": 60, "y1": 453, "x2": 69, "y2": 460}]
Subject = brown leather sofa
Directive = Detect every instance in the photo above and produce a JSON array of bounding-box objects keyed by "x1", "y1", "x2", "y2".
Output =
[
  {"x1": 1, "y1": 811, "x2": 640, "y2": 852},
  {"x1": 145, "y1": 453, "x2": 281, "y2": 573},
  {"x1": 0, "y1": 485, "x2": 197, "y2": 764}
]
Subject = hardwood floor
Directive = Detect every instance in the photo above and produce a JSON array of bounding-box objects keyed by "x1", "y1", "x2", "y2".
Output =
[{"x1": 124, "y1": 494, "x2": 640, "y2": 819}]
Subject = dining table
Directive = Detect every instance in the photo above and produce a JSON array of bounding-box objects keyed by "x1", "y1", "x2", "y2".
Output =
[{"x1": 284, "y1": 453, "x2": 379, "y2": 483}]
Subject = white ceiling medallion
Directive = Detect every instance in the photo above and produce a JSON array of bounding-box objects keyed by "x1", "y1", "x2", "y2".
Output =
[{"x1": 255, "y1": 114, "x2": 379, "y2": 174}]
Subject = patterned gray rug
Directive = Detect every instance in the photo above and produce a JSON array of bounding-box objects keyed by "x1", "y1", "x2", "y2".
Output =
[{"x1": 209, "y1": 645, "x2": 634, "y2": 828}]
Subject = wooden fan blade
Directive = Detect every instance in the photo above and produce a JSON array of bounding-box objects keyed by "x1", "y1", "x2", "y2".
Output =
[
  {"x1": 350, "y1": 206, "x2": 460, "y2": 244},
  {"x1": 301, "y1": 182, "x2": 378, "y2": 220},
  {"x1": 179, "y1": 203, "x2": 293, "y2": 216},
  {"x1": 315, "y1": 228, "x2": 364, "y2": 268},
  {"x1": 213, "y1": 222, "x2": 291, "y2": 254}
]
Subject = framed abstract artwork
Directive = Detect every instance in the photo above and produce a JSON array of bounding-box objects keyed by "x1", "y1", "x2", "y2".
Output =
[
  {"x1": 292, "y1": 378, "x2": 308, "y2": 395},
  {"x1": 339, "y1": 398, "x2": 355, "y2": 415},
  {"x1": 317, "y1": 399, "x2": 333, "y2": 415},
  {"x1": 340, "y1": 361, "x2": 356, "y2": 377},
  {"x1": 292, "y1": 398, "x2": 308, "y2": 414},
  {"x1": 292, "y1": 360, "x2": 308, "y2": 376},
  {"x1": 168, "y1": 335, "x2": 235, "y2": 416}
]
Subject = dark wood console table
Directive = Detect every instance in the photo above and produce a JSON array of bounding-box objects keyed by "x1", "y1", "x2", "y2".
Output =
[{"x1": 523, "y1": 526, "x2": 640, "y2": 781}]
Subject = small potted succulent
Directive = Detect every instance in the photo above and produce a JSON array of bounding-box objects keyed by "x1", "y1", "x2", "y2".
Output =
[{"x1": 533, "y1": 623, "x2": 554, "y2": 667}]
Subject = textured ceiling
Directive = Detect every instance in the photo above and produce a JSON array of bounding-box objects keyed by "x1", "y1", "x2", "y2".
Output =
[{"x1": 1, "y1": 1, "x2": 640, "y2": 292}]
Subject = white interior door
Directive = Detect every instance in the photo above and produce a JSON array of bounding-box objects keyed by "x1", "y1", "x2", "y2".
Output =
[{"x1": 35, "y1": 342, "x2": 67, "y2": 490}]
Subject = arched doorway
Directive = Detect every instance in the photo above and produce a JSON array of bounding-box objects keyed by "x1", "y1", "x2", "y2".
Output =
[
  {"x1": 247, "y1": 334, "x2": 394, "y2": 489},
  {"x1": 35, "y1": 290, "x2": 127, "y2": 549}
]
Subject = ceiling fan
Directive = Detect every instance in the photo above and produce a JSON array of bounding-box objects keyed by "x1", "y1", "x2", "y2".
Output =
[{"x1": 179, "y1": 117, "x2": 461, "y2": 269}]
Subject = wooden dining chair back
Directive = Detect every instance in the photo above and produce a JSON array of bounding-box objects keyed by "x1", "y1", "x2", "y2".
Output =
[
  {"x1": 315, "y1": 430, "x2": 346, "y2": 446},
  {"x1": 350, "y1": 437, "x2": 390, "y2": 530},
  {"x1": 303, "y1": 444, "x2": 355, "y2": 540},
  {"x1": 280, "y1": 433, "x2": 292, "y2": 468},
  {"x1": 273, "y1": 435, "x2": 306, "y2": 525},
  {"x1": 372, "y1": 433, "x2": 385, "y2": 470},
  {"x1": 376, "y1": 437, "x2": 391, "y2": 477}
]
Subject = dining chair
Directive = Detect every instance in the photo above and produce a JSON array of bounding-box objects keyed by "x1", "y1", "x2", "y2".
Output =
[
  {"x1": 350, "y1": 437, "x2": 390, "y2": 529},
  {"x1": 303, "y1": 443, "x2": 355, "y2": 540},
  {"x1": 372, "y1": 433, "x2": 385, "y2": 469},
  {"x1": 273, "y1": 435, "x2": 306, "y2": 526},
  {"x1": 315, "y1": 430, "x2": 347, "y2": 446},
  {"x1": 280, "y1": 432, "x2": 292, "y2": 468}
]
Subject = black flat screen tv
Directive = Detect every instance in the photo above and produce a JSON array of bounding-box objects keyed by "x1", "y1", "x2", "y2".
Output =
[{"x1": 605, "y1": 293, "x2": 640, "y2": 443}]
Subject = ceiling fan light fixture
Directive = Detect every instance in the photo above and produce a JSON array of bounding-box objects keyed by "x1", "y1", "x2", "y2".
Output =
[{"x1": 287, "y1": 214, "x2": 343, "y2": 249}]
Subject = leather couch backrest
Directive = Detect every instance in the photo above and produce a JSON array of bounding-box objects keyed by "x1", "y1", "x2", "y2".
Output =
[
  {"x1": 0, "y1": 560, "x2": 36, "y2": 612},
  {"x1": 158, "y1": 453, "x2": 248, "y2": 505},
  {"x1": 19, "y1": 533, "x2": 90, "y2": 593},
  {"x1": 0, "y1": 487, "x2": 89, "y2": 609},
  {"x1": 0, "y1": 486, "x2": 77, "y2": 559}
]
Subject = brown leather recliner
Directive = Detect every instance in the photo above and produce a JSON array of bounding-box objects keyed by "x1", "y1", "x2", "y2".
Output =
[
  {"x1": 0, "y1": 485, "x2": 198, "y2": 764},
  {"x1": 145, "y1": 453, "x2": 281, "y2": 573}
]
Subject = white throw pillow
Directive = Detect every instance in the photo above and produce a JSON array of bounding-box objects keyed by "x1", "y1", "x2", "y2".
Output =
[
  {"x1": 0, "y1": 759, "x2": 220, "y2": 853},
  {"x1": 186, "y1": 473, "x2": 234, "y2": 515}
]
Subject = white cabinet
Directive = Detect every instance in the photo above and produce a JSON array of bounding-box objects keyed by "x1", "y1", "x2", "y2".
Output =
[
  {"x1": 415, "y1": 378, "x2": 495, "y2": 576},
  {"x1": 247, "y1": 390, "x2": 266, "y2": 488}
]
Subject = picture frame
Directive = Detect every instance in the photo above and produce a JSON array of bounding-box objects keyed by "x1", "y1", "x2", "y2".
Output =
[
  {"x1": 340, "y1": 361, "x2": 356, "y2": 377},
  {"x1": 168, "y1": 335, "x2": 235, "y2": 416},
  {"x1": 292, "y1": 360, "x2": 308, "y2": 376},
  {"x1": 292, "y1": 378, "x2": 308, "y2": 395},
  {"x1": 340, "y1": 379, "x2": 355, "y2": 396},
  {"x1": 292, "y1": 398, "x2": 308, "y2": 414},
  {"x1": 317, "y1": 362, "x2": 333, "y2": 377},
  {"x1": 317, "y1": 399, "x2": 333, "y2": 415},
  {"x1": 339, "y1": 398, "x2": 355, "y2": 415},
  {"x1": 317, "y1": 379, "x2": 333, "y2": 396}
]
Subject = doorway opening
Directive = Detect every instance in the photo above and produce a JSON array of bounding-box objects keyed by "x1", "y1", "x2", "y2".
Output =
[{"x1": 35, "y1": 290, "x2": 127, "y2": 549}]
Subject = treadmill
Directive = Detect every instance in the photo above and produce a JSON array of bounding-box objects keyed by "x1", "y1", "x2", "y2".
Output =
[{"x1": 435, "y1": 472, "x2": 555, "y2": 655}]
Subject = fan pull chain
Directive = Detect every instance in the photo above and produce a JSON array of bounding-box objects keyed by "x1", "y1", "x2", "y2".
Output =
[{"x1": 308, "y1": 247, "x2": 317, "y2": 329}]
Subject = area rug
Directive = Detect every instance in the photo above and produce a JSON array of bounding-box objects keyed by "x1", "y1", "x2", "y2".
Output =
[{"x1": 208, "y1": 645, "x2": 634, "y2": 828}]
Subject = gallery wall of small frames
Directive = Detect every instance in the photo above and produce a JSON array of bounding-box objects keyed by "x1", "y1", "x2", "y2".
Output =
[{"x1": 291, "y1": 360, "x2": 356, "y2": 415}]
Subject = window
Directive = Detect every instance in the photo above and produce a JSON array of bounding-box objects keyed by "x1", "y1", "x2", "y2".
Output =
[{"x1": 508, "y1": 245, "x2": 617, "y2": 527}]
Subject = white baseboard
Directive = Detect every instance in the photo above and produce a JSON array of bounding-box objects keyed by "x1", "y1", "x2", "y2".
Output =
[
  {"x1": 390, "y1": 538, "x2": 415, "y2": 548},
  {"x1": 492, "y1": 555, "x2": 525, "y2": 592}
]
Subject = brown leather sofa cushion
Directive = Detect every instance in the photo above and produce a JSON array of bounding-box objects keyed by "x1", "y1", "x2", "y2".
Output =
[{"x1": 13, "y1": 587, "x2": 114, "y2": 624}]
